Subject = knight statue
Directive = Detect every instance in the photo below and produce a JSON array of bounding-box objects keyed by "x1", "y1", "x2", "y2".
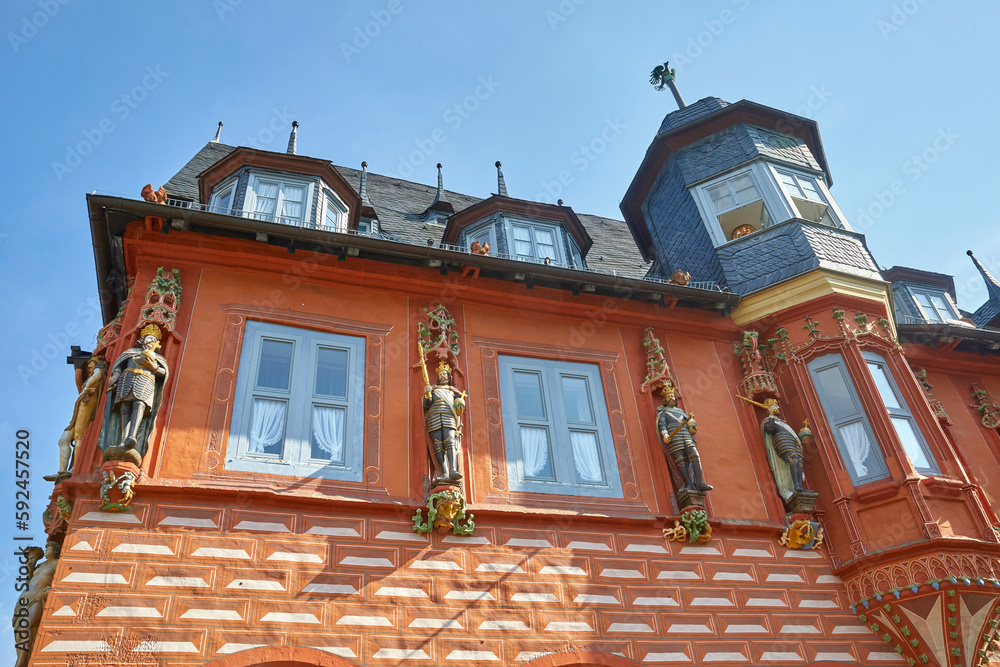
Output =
[
  {"x1": 657, "y1": 385, "x2": 712, "y2": 495},
  {"x1": 99, "y1": 324, "x2": 169, "y2": 465},
  {"x1": 423, "y1": 361, "x2": 466, "y2": 486}
]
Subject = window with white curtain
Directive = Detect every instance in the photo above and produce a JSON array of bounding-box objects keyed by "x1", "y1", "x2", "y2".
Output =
[
  {"x1": 245, "y1": 173, "x2": 314, "y2": 227},
  {"x1": 226, "y1": 321, "x2": 365, "y2": 479},
  {"x1": 807, "y1": 353, "x2": 889, "y2": 485},
  {"x1": 498, "y1": 355, "x2": 622, "y2": 498},
  {"x1": 863, "y1": 351, "x2": 938, "y2": 474}
]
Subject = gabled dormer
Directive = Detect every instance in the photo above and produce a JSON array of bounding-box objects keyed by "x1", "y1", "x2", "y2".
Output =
[
  {"x1": 441, "y1": 195, "x2": 592, "y2": 269},
  {"x1": 883, "y1": 266, "x2": 965, "y2": 326},
  {"x1": 197, "y1": 146, "x2": 363, "y2": 232}
]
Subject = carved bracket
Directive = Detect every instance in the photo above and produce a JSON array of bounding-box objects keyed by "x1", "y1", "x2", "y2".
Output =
[
  {"x1": 663, "y1": 508, "x2": 712, "y2": 543},
  {"x1": 412, "y1": 489, "x2": 475, "y2": 535}
]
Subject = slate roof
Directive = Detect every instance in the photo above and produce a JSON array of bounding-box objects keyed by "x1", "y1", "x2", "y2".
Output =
[
  {"x1": 162, "y1": 141, "x2": 237, "y2": 200},
  {"x1": 657, "y1": 97, "x2": 730, "y2": 135},
  {"x1": 162, "y1": 142, "x2": 651, "y2": 276},
  {"x1": 716, "y1": 219, "x2": 881, "y2": 296},
  {"x1": 968, "y1": 251, "x2": 1000, "y2": 328}
]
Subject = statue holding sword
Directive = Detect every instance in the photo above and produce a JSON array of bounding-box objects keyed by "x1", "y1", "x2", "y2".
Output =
[
  {"x1": 419, "y1": 342, "x2": 466, "y2": 486},
  {"x1": 657, "y1": 385, "x2": 712, "y2": 494}
]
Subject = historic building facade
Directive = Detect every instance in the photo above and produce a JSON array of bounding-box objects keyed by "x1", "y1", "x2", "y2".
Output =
[{"x1": 18, "y1": 83, "x2": 1000, "y2": 667}]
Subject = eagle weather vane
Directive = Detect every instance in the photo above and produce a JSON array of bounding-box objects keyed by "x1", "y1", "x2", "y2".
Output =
[{"x1": 650, "y1": 61, "x2": 686, "y2": 109}]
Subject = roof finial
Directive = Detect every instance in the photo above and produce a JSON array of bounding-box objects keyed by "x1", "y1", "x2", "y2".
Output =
[
  {"x1": 286, "y1": 120, "x2": 299, "y2": 155},
  {"x1": 495, "y1": 160, "x2": 508, "y2": 197},
  {"x1": 650, "y1": 61, "x2": 686, "y2": 110},
  {"x1": 212, "y1": 121, "x2": 223, "y2": 143},
  {"x1": 968, "y1": 250, "x2": 1000, "y2": 300},
  {"x1": 359, "y1": 161, "x2": 373, "y2": 207},
  {"x1": 357, "y1": 161, "x2": 378, "y2": 221},
  {"x1": 424, "y1": 162, "x2": 454, "y2": 218}
]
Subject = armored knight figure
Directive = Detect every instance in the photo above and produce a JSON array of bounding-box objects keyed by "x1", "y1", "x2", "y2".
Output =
[
  {"x1": 657, "y1": 387, "x2": 712, "y2": 493},
  {"x1": 100, "y1": 324, "x2": 168, "y2": 463},
  {"x1": 759, "y1": 399, "x2": 812, "y2": 501},
  {"x1": 13, "y1": 542, "x2": 59, "y2": 667},
  {"x1": 423, "y1": 361, "x2": 466, "y2": 485}
]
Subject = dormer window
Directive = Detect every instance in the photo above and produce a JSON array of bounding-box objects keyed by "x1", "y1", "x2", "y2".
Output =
[
  {"x1": 208, "y1": 178, "x2": 236, "y2": 216},
  {"x1": 246, "y1": 173, "x2": 314, "y2": 227},
  {"x1": 910, "y1": 288, "x2": 958, "y2": 323},
  {"x1": 696, "y1": 168, "x2": 774, "y2": 243},
  {"x1": 466, "y1": 222, "x2": 495, "y2": 251},
  {"x1": 322, "y1": 190, "x2": 348, "y2": 232},
  {"x1": 511, "y1": 221, "x2": 560, "y2": 263},
  {"x1": 775, "y1": 169, "x2": 838, "y2": 226}
]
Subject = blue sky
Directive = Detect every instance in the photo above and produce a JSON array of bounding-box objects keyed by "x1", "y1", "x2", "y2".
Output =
[{"x1": 1, "y1": 0, "x2": 998, "y2": 656}]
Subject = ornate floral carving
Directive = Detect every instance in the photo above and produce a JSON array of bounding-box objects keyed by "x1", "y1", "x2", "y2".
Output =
[
  {"x1": 138, "y1": 267, "x2": 182, "y2": 335},
  {"x1": 912, "y1": 368, "x2": 953, "y2": 427},
  {"x1": 640, "y1": 327, "x2": 672, "y2": 395},
  {"x1": 970, "y1": 383, "x2": 1000, "y2": 429}
]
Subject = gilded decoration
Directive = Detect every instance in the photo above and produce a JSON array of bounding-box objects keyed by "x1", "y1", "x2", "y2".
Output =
[
  {"x1": 412, "y1": 489, "x2": 476, "y2": 536},
  {"x1": 663, "y1": 508, "x2": 712, "y2": 543},
  {"x1": 779, "y1": 518, "x2": 824, "y2": 549}
]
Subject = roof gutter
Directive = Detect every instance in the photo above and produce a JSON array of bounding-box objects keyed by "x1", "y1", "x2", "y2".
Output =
[
  {"x1": 897, "y1": 322, "x2": 1000, "y2": 348},
  {"x1": 87, "y1": 195, "x2": 742, "y2": 324}
]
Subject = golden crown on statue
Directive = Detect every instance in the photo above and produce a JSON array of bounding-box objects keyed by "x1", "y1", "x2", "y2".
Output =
[
  {"x1": 140, "y1": 324, "x2": 163, "y2": 341},
  {"x1": 437, "y1": 360, "x2": 452, "y2": 375}
]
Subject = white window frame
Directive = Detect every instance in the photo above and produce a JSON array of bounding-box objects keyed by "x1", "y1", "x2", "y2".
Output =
[
  {"x1": 908, "y1": 287, "x2": 959, "y2": 323},
  {"x1": 506, "y1": 217, "x2": 565, "y2": 264},
  {"x1": 208, "y1": 178, "x2": 237, "y2": 216},
  {"x1": 225, "y1": 321, "x2": 366, "y2": 480},
  {"x1": 322, "y1": 189, "x2": 348, "y2": 232},
  {"x1": 244, "y1": 172, "x2": 316, "y2": 227},
  {"x1": 464, "y1": 221, "x2": 497, "y2": 252},
  {"x1": 770, "y1": 166, "x2": 846, "y2": 228},
  {"x1": 498, "y1": 355, "x2": 622, "y2": 498},
  {"x1": 692, "y1": 163, "x2": 785, "y2": 246},
  {"x1": 863, "y1": 351, "x2": 939, "y2": 475},
  {"x1": 807, "y1": 353, "x2": 890, "y2": 486}
]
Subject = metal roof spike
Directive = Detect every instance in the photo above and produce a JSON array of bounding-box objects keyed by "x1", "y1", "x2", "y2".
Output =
[
  {"x1": 968, "y1": 250, "x2": 1000, "y2": 300},
  {"x1": 211, "y1": 121, "x2": 223, "y2": 143},
  {"x1": 431, "y1": 163, "x2": 445, "y2": 205},
  {"x1": 359, "y1": 161, "x2": 373, "y2": 206},
  {"x1": 286, "y1": 120, "x2": 299, "y2": 155},
  {"x1": 496, "y1": 160, "x2": 508, "y2": 197}
]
